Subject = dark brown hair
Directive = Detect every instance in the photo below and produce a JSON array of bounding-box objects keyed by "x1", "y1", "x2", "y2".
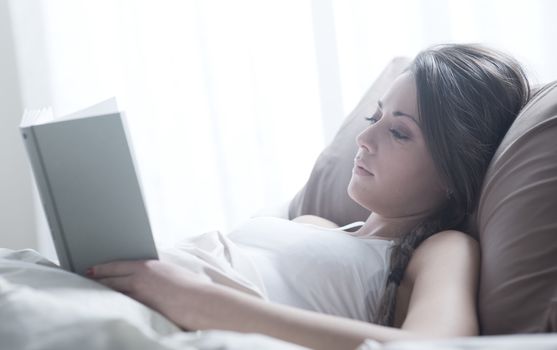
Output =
[{"x1": 374, "y1": 43, "x2": 531, "y2": 326}]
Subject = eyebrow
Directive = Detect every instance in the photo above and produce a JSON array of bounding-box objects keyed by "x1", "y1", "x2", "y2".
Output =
[{"x1": 377, "y1": 100, "x2": 420, "y2": 126}]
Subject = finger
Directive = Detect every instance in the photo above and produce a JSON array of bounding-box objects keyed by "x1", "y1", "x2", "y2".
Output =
[
  {"x1": 96, "y1": 275, "x2": 135, "y2": 294},
  {"x1": 88, "y1": 260, "x2": 147, "y2": 278}
]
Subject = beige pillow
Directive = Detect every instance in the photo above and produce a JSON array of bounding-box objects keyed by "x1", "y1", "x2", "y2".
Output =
[
  {"x1": 475, "y1": 81, "x2": 557, "y2": 334},
  {"x1": 288, "y1": 57, "x2": 411, "y2": 227}
]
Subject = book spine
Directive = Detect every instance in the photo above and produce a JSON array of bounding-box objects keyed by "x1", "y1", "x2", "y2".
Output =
[{"x1": 20, "y1": 126, "x2": 73, "y2": 271}]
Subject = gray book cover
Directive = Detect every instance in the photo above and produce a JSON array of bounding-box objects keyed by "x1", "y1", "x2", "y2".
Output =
[{"x1": 19, "y1": 98, "x2": 158, "y2": 275}]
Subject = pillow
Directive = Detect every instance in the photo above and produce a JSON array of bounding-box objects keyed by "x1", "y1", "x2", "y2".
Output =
[
  {"x1": 288, "y1": 57, "x2": 411, "y2": 227},
  {"x1": 474, "y1": 81, "x2": 557, "y2": 334}
]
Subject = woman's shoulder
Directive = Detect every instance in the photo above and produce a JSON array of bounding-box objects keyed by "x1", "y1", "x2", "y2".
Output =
[
  {"x1": 420, "y1": 230, "x2": 478, "y2": 252},
  {"x1": 407, "y1": 230, "x2": 480, "y2": 280}
]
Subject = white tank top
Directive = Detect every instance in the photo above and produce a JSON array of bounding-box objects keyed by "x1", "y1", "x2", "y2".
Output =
[{"x1": 227, "y1": 217, "x2": 395, "y2": 323}]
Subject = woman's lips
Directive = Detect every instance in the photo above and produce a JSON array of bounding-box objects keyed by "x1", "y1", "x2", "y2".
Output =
[{"x1": 353, "y1": 164, "x2": 374, "y2": 176}]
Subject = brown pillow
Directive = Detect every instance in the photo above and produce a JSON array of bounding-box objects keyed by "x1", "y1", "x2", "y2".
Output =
[
  {"x1": 475, "y1": 81, "x2": 557, "y2": 334},
  {"x1": 288, "y1": 57, "x2": 411, "y2": 227}
]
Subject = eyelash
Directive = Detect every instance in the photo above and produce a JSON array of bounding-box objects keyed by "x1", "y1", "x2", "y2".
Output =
[{"x1": 364, "y1": 114, "x2": 408, "y2": 140}]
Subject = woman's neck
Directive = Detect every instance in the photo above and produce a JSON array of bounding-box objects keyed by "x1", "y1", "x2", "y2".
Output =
[{"x1": 352, "y1": 211, "x2": 432, "y2": 240}]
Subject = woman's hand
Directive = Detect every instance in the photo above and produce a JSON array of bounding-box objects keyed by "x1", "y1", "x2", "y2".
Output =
[{"x1": 87, "y1": 259, "x2": 214, "y2": 330}]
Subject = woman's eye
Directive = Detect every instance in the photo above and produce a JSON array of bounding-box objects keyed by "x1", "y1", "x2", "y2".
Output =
[
  {"x1": 364, "y1": 112, "x2": 408, "y2": 140},
  {"x1": 364, "y1": 112, "x2": 381, "y2": 124},
  {"x1": 364, "y1": 114, "x2": 408, "y2": 141},
  {"x1": 364, "y1": 116, "x2": 378, "y2": 124},
  {"x1": 389, "y1": 129, "x2": 408, "y2": 140}
]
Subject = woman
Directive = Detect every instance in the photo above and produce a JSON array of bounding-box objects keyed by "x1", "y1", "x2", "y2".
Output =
[{"x1": 86, "y1": 44, "x2": 530, "y2": 349}]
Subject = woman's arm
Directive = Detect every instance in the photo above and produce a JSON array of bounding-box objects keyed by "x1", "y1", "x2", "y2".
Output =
[{"x1": 90, "y1": 229, "x2": 479, "y2": 350}]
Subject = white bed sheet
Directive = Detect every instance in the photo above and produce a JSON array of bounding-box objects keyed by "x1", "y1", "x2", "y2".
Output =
[
  {"x1": 0, "y1": 248, "x2": 307, "y2": 350},
  {"x1": 358, "y1": 334, "x2": 557, "y2": 350}
]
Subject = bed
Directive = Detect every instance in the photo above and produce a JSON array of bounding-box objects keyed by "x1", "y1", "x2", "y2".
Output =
[{"x1": 2, "y1": 58, "x2": 556, "y2": 350}]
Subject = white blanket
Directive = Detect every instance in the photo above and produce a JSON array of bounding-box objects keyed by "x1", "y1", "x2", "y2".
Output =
[
  {"x1": 359, "y1": 334, "x2": 557, "y2": 350},
  {"x1": 0, "y1": 248, "x2": 307, "y2": 350}
]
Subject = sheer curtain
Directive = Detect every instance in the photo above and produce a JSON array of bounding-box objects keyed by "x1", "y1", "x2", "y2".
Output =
[{"x1": 8, "y1": 0, "x2": 557, "y2": 258}]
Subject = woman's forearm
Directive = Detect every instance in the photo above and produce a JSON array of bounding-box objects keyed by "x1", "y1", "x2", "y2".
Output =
[{"x1": 188, "y1": 284, "x2": 427, "y2": 350}]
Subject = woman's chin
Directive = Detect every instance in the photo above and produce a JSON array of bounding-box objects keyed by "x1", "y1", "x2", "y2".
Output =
[{"x1": 347, "y1": 182, "x2": 372, "y2": 210}]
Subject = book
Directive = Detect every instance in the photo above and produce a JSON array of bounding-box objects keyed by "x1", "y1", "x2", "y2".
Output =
[{"x1": 19, "y1": 97, "x2": 158, "y2": 275}]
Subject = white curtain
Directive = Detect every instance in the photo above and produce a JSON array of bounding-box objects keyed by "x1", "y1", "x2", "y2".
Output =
[{"x1": 8, "y1": 0, "x2": 557, "y2": 258}]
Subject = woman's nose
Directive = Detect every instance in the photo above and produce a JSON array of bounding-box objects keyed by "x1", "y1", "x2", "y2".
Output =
[{"x1": 356, "y1": 124, "x2": 377, "y2": 153}]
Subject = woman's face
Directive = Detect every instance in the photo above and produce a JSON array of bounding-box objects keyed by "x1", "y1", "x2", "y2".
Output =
[{"x1": 347, "y1": 72, "x2": 447, "y2": 217}]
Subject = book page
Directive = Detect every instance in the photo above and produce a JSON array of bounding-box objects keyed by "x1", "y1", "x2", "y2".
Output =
[
  {"x1": 20, "y1": 97, "x2": 119, "y2": 127},
  {"x1": 20, "y1": 107, "x2": 54, "y2": 127},
  {"x1": 57, "y1": 97, "x2": 119, "y2": 122}
]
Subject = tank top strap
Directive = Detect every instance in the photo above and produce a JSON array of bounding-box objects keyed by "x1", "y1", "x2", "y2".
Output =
[
  {"x1": 333, "y1": 221, "x2": 366, "y2": 231},
  {"x1": 301, "y1": 220, "x2": 365, "y2": 232}
]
